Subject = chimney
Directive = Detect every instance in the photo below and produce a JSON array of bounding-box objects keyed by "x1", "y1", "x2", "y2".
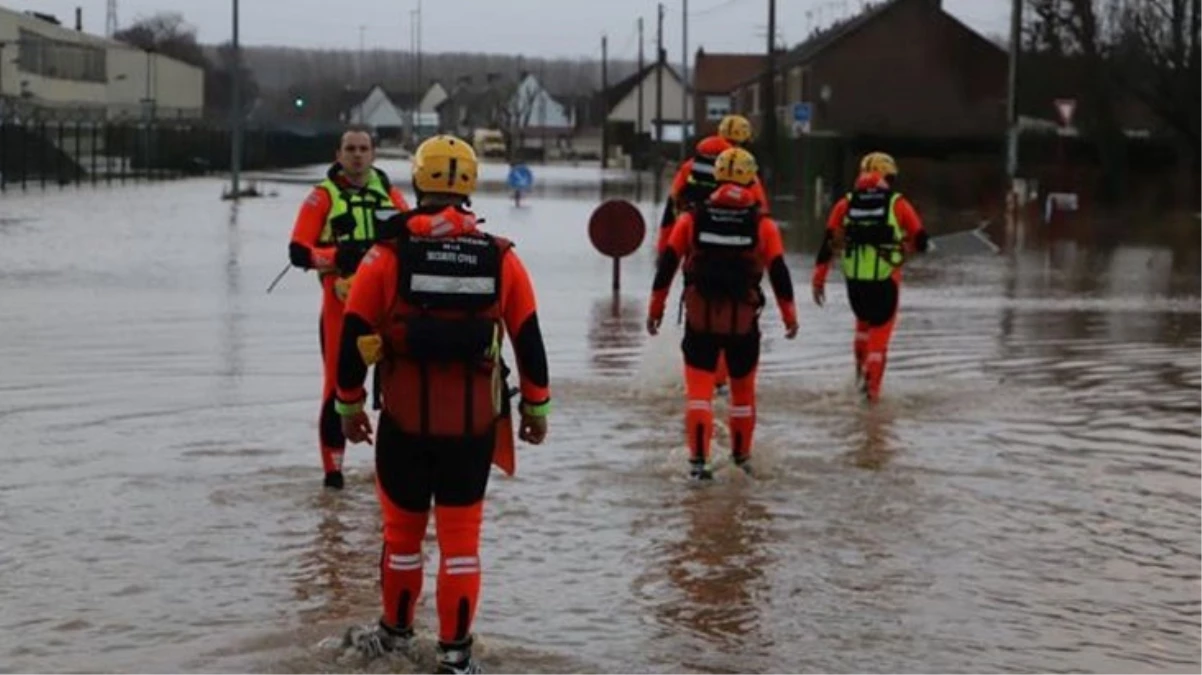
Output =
[{"x1": 75, "y1": 7, "x2": 82, "y2": 31}]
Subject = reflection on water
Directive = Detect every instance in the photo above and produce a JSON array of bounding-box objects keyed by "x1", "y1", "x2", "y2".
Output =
[
  {"x1": 844, "y1": 404, "x2": 899, "y2": 471},
  {"x1": 587, "y1": 293, "x2": 645, "y2": 376},
  {"x1": 655, "y1": 490, "x2": 773, "y2": 650},
  {"x1": 0, "y1": 176, "x2": 1196, "y2": 673}
]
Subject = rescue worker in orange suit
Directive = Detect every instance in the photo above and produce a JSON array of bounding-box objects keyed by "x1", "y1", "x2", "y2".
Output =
[
  {"x1": 289, "y1": 125, "x2": 410, "y2": 490},
  {"x1": 647, "y1": 147, "x2": 798, "y2": 480},
  {"x1": 811, "y1": 152, "x2": 929, "y2": 402},
  {"x1": 655, "y1": 115, "x2": 769, "y2": 390},
  {"x1": 656, "y1": 114, "x2": 769, "y2": 255},
  {"x1": 333, "y1": 135, "x2": 550, "y2": 673}
]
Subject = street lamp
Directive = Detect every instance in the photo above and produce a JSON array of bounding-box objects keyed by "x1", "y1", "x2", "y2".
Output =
[{"x1": 227, "y1": 0, "x2": 244, "y2": 200}]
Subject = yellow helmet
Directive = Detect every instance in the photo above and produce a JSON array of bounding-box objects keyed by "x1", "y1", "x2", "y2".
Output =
[
  {"x1": 412, "y1": 134, "x2": 478, "y2": 196},
  {"x1": 859, "y1": 151, "x2": 898, "y2": 177},
  {"x1": 717, "y1": 114, "x2": 753, "y2": 144},
  {"x1": 713, "y1": 147, "x2": 758, "y2": 186}
]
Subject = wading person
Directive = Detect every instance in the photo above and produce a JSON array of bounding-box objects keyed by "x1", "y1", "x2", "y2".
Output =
[
  {"x1": 287, "y1": 125, "x2": 409, "y2": 489},
  {"x1": 647, "y1": 147, "x2": 798, "y2": 480},
  {"x1": 811, "y1": 152, "x2": 929, "y2": 402},
  {"x1": 334, "y1": 135, "x2": 551, "y2": 673}
]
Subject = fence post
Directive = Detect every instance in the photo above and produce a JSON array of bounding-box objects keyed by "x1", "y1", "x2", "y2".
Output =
[
  {"x1": 90, "y1": 121, "x2": 97, "y2": 186},
  {"x1": 57, "y1": 121, "x2": 65, "y2": 189},
  {"x1": 0, "y1": 118, "x2": 6, "y2": 193}
]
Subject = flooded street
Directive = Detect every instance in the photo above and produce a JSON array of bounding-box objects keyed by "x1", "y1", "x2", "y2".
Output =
[{"x1": 0, "y1": 163, "x2": 1198, "y2": 673}]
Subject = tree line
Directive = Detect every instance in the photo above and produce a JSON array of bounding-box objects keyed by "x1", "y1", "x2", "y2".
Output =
[
  {"x1": 1020, "y1": 0, "x2": 1199, "y2": 197},
  {"x1": 113, "y1": 12, "x2": 637, "y2": 124}
]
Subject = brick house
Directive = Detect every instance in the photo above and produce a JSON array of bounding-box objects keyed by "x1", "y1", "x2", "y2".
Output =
[
  {"x1": 730, "y1": 0, "x2": 1008, "y2": 138},
  {"x1": 691, "y1": 50, "x2": 765, "y2": 137}
]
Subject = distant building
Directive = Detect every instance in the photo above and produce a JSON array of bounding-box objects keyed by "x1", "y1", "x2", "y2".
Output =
[
  {"x1": 691, "y1": 50, "x2": 765, "y2": 138},
  {"x1": 729, "y1": 0, "x2": 1007, "y2": 138},
  {"x1": 0, "y1": 5, "x2": 204, "y2": 120},
  {"x1": 600, "y1": 62, "x2": 691, "y2": 141},
  {"x1": 344, "y1": 81, "x2": 446, "y2": 141}
]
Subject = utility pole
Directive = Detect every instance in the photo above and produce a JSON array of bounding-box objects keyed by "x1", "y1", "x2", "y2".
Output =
[
  {"x1": 762, "y1": 0, "x2": 777, "y2": 194},
  {"x1": 601, "y1": 34, "x2": 609, "y2": 169},
  {"x1": 229, "y1": 0, "x2": 243, "y2": 199},
  {"x1": 680, "y1": 0, "x2": 689, "y2": 160},
  {"x1": 416, "y1": 0, "x2": 422, "y2": 113},
  {"x1": 407, "y1": 8, "x2": 417, "y2": 139},
  {"x1": 655, "y1": 3, "x2": 664, "y2": 158},
  {"x1": 358, "y1": 25, "x2": 365, "y2": 89},
  {"x1": 105, "y1": 0, "x2": 117, "y2": 37},
  {"x1": 1005, "y1": 0, "x2": 1022, "y2": 180},
  {"x1": 637, "y1": 17, "x2": 644, "y2": 178}
]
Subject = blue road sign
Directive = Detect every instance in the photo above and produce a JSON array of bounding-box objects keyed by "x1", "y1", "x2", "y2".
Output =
[
  {"x1": 792, "y1": 102, "x2": 813, "y2": 124},
  {"x1": 507, "y1": 164, "x2": 533, "y2": 191}
]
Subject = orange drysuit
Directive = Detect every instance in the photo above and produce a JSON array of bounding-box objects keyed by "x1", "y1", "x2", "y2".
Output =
[
  {"x1": 288, "y1": 164, "x2": 409, "y2": 477},
  {"x1": 811, "y1": 172, "x2": 928, "y2": 400},
  {"x1": 650, "y1": 183, "x2": 797, "y2": 475},
  {"x1": 335, "y1": 204, "x2": 550, "y2": 647}
]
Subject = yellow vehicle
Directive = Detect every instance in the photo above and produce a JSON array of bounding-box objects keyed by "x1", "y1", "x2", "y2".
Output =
[{"x1": 472, "y1": 128, "x2": 507, "y2": 159}]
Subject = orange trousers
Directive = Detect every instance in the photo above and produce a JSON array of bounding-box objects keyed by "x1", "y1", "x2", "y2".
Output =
[
  {"x1": 681, "y1": 329, "x2": 759, "y2": 463},
  {"x1": 374, "y1": 414, "x2": 493, "y2": 644},
  {"x1": 317, "y1": 278, "x2": 346, "y2": 474},
  {"x1": 846, "y1": 278, "x2": 900, "y2": 401}
]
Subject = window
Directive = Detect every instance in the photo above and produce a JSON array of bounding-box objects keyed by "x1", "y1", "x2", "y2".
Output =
[
  {"x1": 787, "y1": 67, "x2": 802, "y2": 104},
  {"x1": 705, "y1": 95, "x2": 731, "y2": 120},
  {"x1": 18, "y1": 29, "x2": 106, "y2": 83},
  {"x1": 750, "y1": 83, "x2": 760, "y2": 114}
]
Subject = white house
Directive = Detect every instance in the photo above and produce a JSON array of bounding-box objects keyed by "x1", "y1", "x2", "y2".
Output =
[
  {"x1": 604, "y1": 62, "x2": 692, "y2": 140},
  {"x1": 510, "y1": 73, "x2": 572, "y2": 131},
  {"x1": 346, "y1": 81, "x2": 446, "y2": 141},
  {"x1": 507, "y1": 72, "x2": 574, "y2": 153},
  {"x1": 346, "y1": 84, "x2": 407, "y2": 128},
  {"x1": 0, "y1": 5, "x2": 203, "y2": 119},
  {"x1": 418, "y1": 80, "x2": 447, "y2": 116}
]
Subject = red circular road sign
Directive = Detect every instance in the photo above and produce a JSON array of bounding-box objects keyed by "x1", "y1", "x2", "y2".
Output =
[{"x1": 588, "y1": 199, "x2": 646, "y2": 258}]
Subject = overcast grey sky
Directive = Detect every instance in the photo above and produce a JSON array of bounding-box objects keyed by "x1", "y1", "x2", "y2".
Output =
[{"x1": 33, "y1": 0, "x2": 1010, "y2": 58}]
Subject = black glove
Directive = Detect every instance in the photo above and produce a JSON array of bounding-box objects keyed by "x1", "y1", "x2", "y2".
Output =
[
  {"x1": 376, "y1": 212, "x2": 410, "y2": 240},
  {"x1": 334, "y1": 245, "x2": 366, "y2": 276}
]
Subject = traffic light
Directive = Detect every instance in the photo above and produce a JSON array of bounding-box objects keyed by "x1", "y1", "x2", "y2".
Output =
[{"x1": 294, "y1": 96, "x2": 305, "y2": 109}]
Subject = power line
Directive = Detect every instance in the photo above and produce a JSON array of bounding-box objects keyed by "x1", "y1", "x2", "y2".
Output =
[{"x1": 689, "y1": 0, "x2": 748, "y2": 18}]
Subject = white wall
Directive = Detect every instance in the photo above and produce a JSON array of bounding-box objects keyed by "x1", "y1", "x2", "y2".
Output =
[
  {"x1": 0, "y1": 6, "x2": 203, "y2": 118},
  {"x1": 348, "y1": 85, "x2": 405, "y2": 127},
  {"x1": 418, "y1": 82, "x2": 447, "y2": 114},
  {"x1": 511, "y1": 74, "x2": 572, "y2": 130},
  {"x1": 106, "y1": 47, "x2": 203, "y2": 117},
  {"x1": 609, "y1": 64, "x2": 687, "y2": 131}
]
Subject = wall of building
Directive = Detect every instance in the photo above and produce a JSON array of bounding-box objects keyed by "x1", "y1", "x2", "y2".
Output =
[
  {"x1": 0, "y1": 7, "x2": 203, "y2": 119},
  {"x1": 807, "y1": 0, "x2": 1006, "y2": 137},
  {"x1": 106, "y1": 47, "x2": 204, "y2": 118},
  {"x1": 609, "y1": 64, "x2": 687, "y2": 131}
]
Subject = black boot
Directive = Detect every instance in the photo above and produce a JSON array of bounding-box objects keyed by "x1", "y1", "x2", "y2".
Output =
[
  {"x1": 323, "y1": 470, "x2": 345, "y2": 490},
  {"x1": 437, "y1": 636, "x2": 481, "y2": 674},
  {"x1": 688, "y1": 459, "x2": 713, "y2": 481}
]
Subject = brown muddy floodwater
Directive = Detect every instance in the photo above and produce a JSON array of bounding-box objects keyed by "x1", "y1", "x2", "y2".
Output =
[{"x1": 0, "y1": 163, "x2": 1197, "y2": 674}]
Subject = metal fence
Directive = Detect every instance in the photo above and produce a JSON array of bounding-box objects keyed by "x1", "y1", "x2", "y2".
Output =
[{"x1": 0, "y1": 108, "x2": 343, "y2": 192}]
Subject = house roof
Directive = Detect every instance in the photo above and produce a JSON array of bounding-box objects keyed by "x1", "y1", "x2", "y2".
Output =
[
  {"x1": 435, "y1": 83, "x2": 509, "y2": 114},
  {"x1": 693, "y1": 51, "x2": 766, "y2": 94},
  {"x1": 346, "y1": 84, "x2": 421, "y2": 109},
  {"x1": 601, "y1": 62, "x2": 686, "y2": 112},
  {"x1": 728, "y1": 0, "x2": 906, "y2": 91}
]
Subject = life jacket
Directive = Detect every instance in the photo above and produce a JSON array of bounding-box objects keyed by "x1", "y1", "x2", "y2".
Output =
[
  {"x1": 682, "y1": 185, "x2": 765, "y2": 336},
  {"x1": 377, "y1": 207, "x2": 512, "y2": 439},
  {"x1": 316, "y1": 165, "x2": 402, "y2": 277},
  {"x1": 840, "y1": 188, "x2": 904, "y2": 282},
  {"x1": 678, "y1": 153, "x2": 721, "y2": 210}
]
